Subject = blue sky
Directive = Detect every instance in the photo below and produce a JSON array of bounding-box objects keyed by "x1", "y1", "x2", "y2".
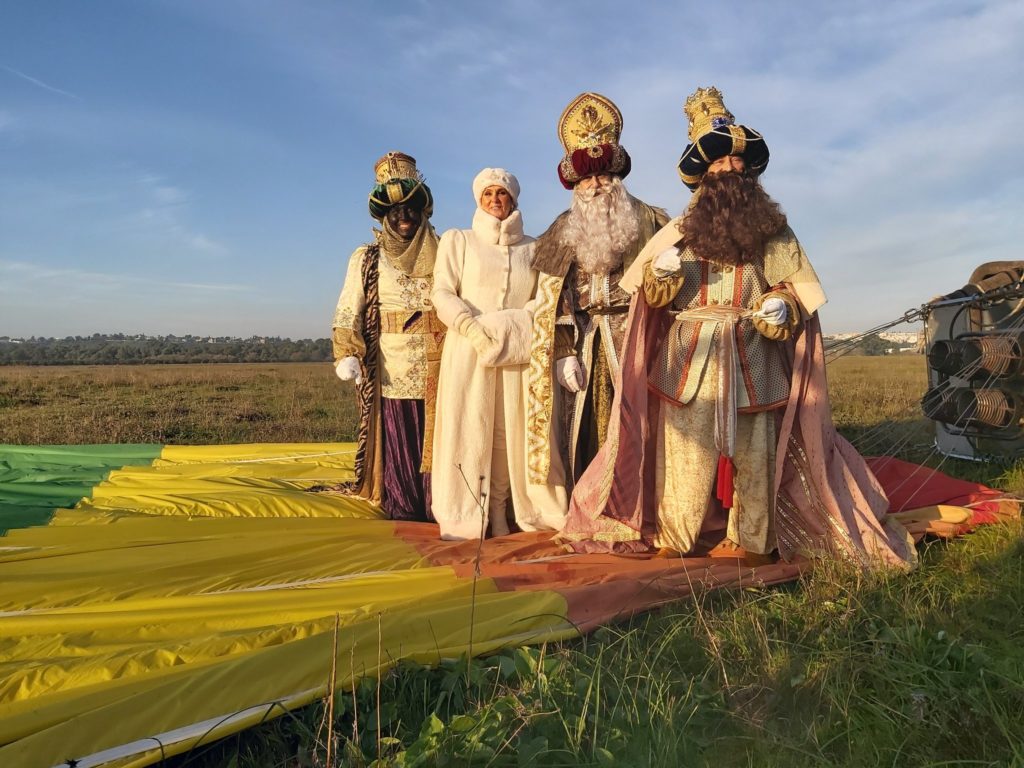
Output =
[{"x1": 1, "y1": 0, "x2": 1022, "y2": 338}]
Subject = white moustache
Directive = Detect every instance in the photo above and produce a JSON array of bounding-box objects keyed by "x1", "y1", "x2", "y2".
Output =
[{"x1": 561, "y1": 177, "x2": 640, "y2": 275}]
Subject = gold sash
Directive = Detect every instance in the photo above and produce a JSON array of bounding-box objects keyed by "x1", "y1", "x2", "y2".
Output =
[{"x1": 379, "y1": 309, "x2": 444, "y2": 335}]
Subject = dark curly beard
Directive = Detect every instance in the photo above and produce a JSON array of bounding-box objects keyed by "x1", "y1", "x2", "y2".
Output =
[{"x1": 681, "y1": 171, "x2": 787, "y2": 266}]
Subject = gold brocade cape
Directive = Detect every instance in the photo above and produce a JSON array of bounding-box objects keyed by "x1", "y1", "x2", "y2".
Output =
[{"x1": 526, "y1": 198, "x2": 668, "y2": 486}]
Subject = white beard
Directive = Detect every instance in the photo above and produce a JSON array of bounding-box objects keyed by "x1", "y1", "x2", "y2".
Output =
[{"x1": 558, "y1": 177, "x2": 641, "y2": 276}]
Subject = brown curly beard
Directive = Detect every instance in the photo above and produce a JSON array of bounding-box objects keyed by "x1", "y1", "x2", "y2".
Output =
[{"x1": 680, "y1": 171, "x2": 787, "y2": 266}]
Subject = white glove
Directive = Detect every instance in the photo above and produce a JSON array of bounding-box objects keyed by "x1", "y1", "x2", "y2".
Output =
[
  {"x1": 335, "y1": 356, "x2": 362, "y2": 384},
  {"x1": 754, "y1": 297, "x2": 788, "y2": 326},
  {"x1": 556, "y1": 356, "x2": 585, "y2": 393},
  {"x1": 652, "y1": 247, "x2": 683, "y2": 278},
  {"x1": 461, "y1": 318, "x2": 499, "y2": 362}
]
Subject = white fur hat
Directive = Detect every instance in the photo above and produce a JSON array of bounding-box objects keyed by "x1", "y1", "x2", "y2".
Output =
[{"x1": 472, "y1": 167, "x2": 520, "y2": 206}]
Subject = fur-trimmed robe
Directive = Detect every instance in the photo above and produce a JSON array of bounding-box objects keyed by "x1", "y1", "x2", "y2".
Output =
[
  {"x1": 526, "y1": 196, "x2": 668, "y2": 487},
  {"x1": 431, "y1": 209, "x2": 568, "y2": 540}
]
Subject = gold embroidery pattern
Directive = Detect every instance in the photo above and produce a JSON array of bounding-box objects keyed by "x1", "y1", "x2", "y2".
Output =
[
  {"x1": 419, "y1": 327, "x2": 445, "y2": 472},
  {"x1": 333, "y1": 246, "x2": 368, "y2": 333},
  {"x1": 527, "y1": 273, "x2": 563, "y2": 484},
  {"x1": 784, "y1": 439, "x2": 865, "y2": 567},
  {"x1": 728, "y1": 124, "x2": 747, "y2": 155},
  {"x1": 385, "y1": 264, "x2": 431, "y2": 312},
  {"x1": 763, "y1": 230, "x2": 807, "y2": 287},
  {"x1": 382, "y1": 333, "x2": 427, "y2": 400},
  {"x1": 559, "y1": 93, "x2": 624, "y2": 152},
  {"x1": 333, "y1": 306, "x2": 357, "y2": 330},
  {"x1": 331, "y1": 327, "x2": 363, "y2": 360},
  {"x1": 776, "y1": 492, "x2": 825, "y2": 558},
  {"x1": 373, "y1": 252, "x2": 435, "y2": 400}
]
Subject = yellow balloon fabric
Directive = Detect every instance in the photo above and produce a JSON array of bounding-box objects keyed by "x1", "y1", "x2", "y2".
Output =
[
  {"x1": 0, "y1": 443, "x2": 574, "y2": 768},
  {"x1": 0, "y1": 442, "x2": 1015, "y2": 768}
]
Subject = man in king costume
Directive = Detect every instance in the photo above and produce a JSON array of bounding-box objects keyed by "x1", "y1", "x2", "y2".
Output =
[
  {"x1": 329, "y1": 152, "x2": 445, "y2": 521},
  {"x1": 560, "y1": 88, "x2": 916, "y2": 570},
  {"x1": 527, "y1": 92, "x2": 669, "y2": 489}
]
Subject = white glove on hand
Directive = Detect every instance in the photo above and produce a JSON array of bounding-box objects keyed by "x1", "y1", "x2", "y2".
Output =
[
  {"x1": 462, "y1": 318, "x2": 499, "y2": 361},
  {"x1": 754, "y1": 297, "x2": 788, "y2": 326},
  {"x1": 652, "y1": 247, "x2": 683, "y2": 278},
  {"x1": 556, "y1": 356, "x2": 585, "y2": 393},
  {"x1": 335, "y1": 356, "x2": 362, "y2": 384}
]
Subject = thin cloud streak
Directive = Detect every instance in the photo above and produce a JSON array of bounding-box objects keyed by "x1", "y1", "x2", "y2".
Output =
[
  {"x1": 0, "y1": 260, "x2": 252, "y2": 294},
  {"x1": 1, "y1": 64, "x2": 82, "y2": 100}
]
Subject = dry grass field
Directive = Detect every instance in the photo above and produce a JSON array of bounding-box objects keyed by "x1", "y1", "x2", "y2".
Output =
[
  {"x1": 1, "y1": 355, "x2": 920, "y2": 443},
  {"x1": 827, "y1": 354, "x2": 927, "y2": 427},
  {"x1": 1, "y1": 354, "x2": 1011, "y2": 494},
  {"x1": 828, "y1": 355, "x2": 934, "y2": 460},
  {"x1": 1, "y1": 355, "x2": 995, "y2": 487},
  {"x1": 0, "y1": 362, "x2": 357, "y2": 445}
]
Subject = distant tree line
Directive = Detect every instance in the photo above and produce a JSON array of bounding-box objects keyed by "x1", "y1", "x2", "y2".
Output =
[
  {"x1": 824, "y1": 333, "x2": 921, "y2": 356},
  {"x1": 0, "y1": 334, "x2": 333, "y2": 365},
  {"x1": 0, "y1": 331, "x2": 920, "y2": 365}
]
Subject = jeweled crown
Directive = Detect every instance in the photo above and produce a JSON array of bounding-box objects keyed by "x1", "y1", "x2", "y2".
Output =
[
  {"x1": 373, "y1": 152, "x2": 421, "y2": 184},
  {"x1": 557, "y1": 92, "x2": 624, "y2": 153},
  {"x1": 683, "y1": 86, "x2": 735, "y2": 142}
]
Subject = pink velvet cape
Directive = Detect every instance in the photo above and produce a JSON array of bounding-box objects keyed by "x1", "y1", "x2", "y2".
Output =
[{"x1": 561, "y1": 291, "x2": 917, "y2": 569}]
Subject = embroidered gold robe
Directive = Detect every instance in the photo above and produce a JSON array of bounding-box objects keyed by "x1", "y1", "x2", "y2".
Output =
[
  {"x1": 331, "y1": 242, "x2": 444, "y2": 503},
  {"x1": 637, "y1": 224, "x2": 822, "y2": 554},
  {"x1": 332, "y1": 244, "x2": 442, "y2": 401},
  {"x1": 526, "y1": 199, "x2": 669, "y2": 486}
]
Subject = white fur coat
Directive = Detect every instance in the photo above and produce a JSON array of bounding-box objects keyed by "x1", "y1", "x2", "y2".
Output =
[{"x1": 430, "y1": 209, "x2": 568, "y2": 539}]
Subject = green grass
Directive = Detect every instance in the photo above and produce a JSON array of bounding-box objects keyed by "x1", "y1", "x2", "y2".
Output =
[{"x1": 2, "y1": 358, "x2": 1022, "y2": 767}]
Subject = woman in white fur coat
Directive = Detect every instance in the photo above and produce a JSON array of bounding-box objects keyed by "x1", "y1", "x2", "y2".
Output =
[{"x1": 431, "y1": 168, "x2": 568, "y2": 540}]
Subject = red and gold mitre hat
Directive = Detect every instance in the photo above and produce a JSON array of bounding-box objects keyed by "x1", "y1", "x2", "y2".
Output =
[
  {"x1": 677, "y1": 86, "x2": 769, "y2": 191},
  {"x1": 556, "y1": 92, "x2": 632, "y2": 190},
  {"x1": 368, "y1": 151, "x2": 433, "y2": 221}
]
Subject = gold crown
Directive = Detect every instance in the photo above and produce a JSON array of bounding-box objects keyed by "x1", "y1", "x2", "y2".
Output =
[
  {"x1": 683, "y1": 86, "x2": 735, "y2": 142},
  {"x1": 373, "y1": 151, "x2": 421, "y2": 184},
  {"x1": 557, "y1": 92, "x2": 623, "y2": 153}
]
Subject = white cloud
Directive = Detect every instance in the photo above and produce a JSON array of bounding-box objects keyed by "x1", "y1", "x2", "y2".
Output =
[
  {"x1": 187, "y1": 234, "x2": 229, "y2": 256},
  {"x1": 582, "y1": 0, "x2": 1024, "y2": 332},
  {"x1": 0, "y1": 259, "x2": 251, "y2": 294},
  {"x1": 144, "y1": 176, "x2": 189, "y2": 206},
  {"x1": 116, "y1": 173, "x2": 231, "y2": 258},
  {"x1": 5, "y1": 0, "x2": 1022, "y2": 336}
]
